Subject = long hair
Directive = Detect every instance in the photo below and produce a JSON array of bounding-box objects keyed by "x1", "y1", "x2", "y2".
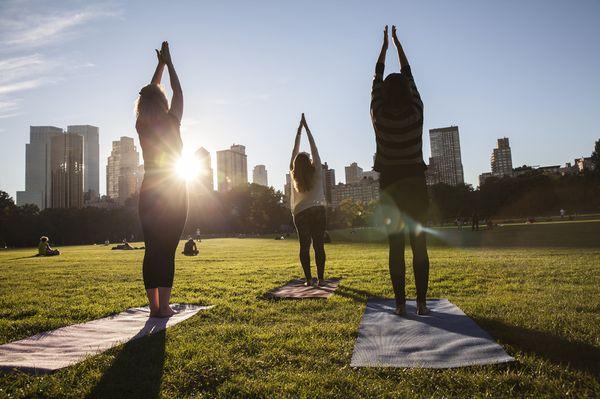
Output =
[
  {"x1": 292, "y1": 152, "x2": 316, "y2": 193},
  {"x1": 135, "y1": 84, "x2": 168, "y2": 120}
]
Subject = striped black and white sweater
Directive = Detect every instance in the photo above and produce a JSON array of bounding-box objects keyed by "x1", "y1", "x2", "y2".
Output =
[{"x1": 371, "y1": 63, "x2": 426, "y2": 178}]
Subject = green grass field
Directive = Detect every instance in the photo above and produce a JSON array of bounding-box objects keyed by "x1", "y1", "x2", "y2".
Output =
[{"x1": 0, "y1": 222, "x2": 599, "y2": 398}]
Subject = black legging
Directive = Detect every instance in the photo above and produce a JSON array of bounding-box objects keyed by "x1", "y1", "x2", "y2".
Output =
[
  {"x1": 293, "y1": 206, "x2": 327, "y2": 280},
  {"x1": 388, "y1": 229, "x2": 429, "y2": 305},
  {"x1": 139, "y1": 175, "x2": 187, "y2": 289},
  {"x1": 380, "y1": 174, "x2": 430, "y2": 306}
]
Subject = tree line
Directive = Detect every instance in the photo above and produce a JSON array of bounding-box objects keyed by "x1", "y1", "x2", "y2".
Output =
[
  {"x1": 1, "y1": 140, "x2": 599, "y2": 247},
  {"x1": 0, "y1": 184, "x2": 293, "y2": 248}
]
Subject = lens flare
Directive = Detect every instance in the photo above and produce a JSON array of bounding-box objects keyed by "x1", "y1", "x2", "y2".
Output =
[{"x1": 175, "y1": 152, "x2": 202, "y2": 181}]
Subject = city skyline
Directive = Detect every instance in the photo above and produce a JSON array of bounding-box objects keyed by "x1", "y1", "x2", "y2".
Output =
[
  {"x1": 1, "y1": 1, "x2": 599, "y2": 200},
  {"x1": 14, "y1": 126, "x2": 596, "y2": 206}
]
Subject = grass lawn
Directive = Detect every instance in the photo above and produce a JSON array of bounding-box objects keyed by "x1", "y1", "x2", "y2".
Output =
[{"x1": 0, "y1": 222, "x2": 599, "y2": 398}]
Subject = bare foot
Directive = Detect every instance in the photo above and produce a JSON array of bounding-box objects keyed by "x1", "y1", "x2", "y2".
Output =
[
  {"x1": 394, "y1": 304, "x2": 406, "y2": 316},
  {"x1": 156, "y1": 306, "x2": 176, "y2": 318},
  {"x1": 416, "y1": 302, "x2": 430, "y2": 315}
]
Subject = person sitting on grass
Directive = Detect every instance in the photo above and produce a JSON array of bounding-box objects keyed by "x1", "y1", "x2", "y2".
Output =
[
  {"x1": 112, "y1": 239, "x2": 135, "y2": 250},
  {"x1": 371, "y1": 25, "x2": 430, "y2": 316},
  {"x1": 182, "y1": 238, "x2": 199, "y2": 256},
  {"x1": 38, "y1": 236, "x2": 60, "y2": 256}
]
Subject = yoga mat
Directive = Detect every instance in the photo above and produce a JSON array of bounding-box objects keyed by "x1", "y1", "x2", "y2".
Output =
[
  {"x1": 267, "y1": 278, "x2": 340, "y2": 299},
  {"x1": 350, "y1": 299, "x2": 514, "y2": 368},
  {"x1": 0, "y1": 304, "x2": 213, "y2": 373}
]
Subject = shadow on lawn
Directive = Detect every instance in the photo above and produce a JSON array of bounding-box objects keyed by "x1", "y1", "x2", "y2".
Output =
[
  {"x1": 87, "y1": 319, "x2": 166, "y2": 399},
  {"x1": 334, "y1": 285, "x2": 383, "y2": 303},
  {"x1": 476, "y1": 317, "x2": 600, "y2": 375},
  {"x1": 7, "y1": 255, "x2": 38, "y2": 260}
]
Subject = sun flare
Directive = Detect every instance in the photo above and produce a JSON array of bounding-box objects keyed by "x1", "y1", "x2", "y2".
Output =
[{"x1": 175, "y1": 152, "x2": 202, "y2": 181}]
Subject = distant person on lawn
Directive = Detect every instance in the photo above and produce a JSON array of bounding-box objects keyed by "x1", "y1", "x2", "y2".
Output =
[
  {"x1": 182, "y1": 238, "x2": 199, "y2": 256},
  {"x1": 38, "y1": 236, "x2": 60, "y2": 256},
  {"x1": 112, "y1": 239, "x2": 136, "y2": 250},
  {"x1": 371, "y1": 25, "x2": 430, "y2": 316},
  {"x1": 290, "y1": 113, "x2": 328, "y2": 287},
  {"x1": 136, "y1": 41, "x2": 187, "y2": 318},
  {"x1": 472, "y1": 212, "x2": 479, "y2": 231}
]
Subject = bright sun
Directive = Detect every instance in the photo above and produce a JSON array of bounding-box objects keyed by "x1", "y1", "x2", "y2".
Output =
[{"x1": 175, "y1": 152, "x2": 202, "y2": 182}]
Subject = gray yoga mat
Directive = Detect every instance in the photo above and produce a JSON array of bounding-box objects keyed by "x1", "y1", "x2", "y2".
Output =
[
  {"x1": 0, "y1": 304, "x2": 212, "y2": 373},
  {"x1": 350, "y1": 299, "x2": 514, "y2": 368},
  {"x1": 267, "y1": 278, "x2": 340, "y2": 299}
]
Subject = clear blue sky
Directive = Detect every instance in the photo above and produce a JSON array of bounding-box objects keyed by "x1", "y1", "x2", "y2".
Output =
[{"x1": 1, "y1": 0, "x2": 599, "y2": 198}]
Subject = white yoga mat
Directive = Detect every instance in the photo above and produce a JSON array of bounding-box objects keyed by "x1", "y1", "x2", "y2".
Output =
[
  {"x1": 0, "y1": 304, "x2": 212, "y2": 373},
  {"x1": 351, "y1": 299, "x2": 514, "y2": 368}
]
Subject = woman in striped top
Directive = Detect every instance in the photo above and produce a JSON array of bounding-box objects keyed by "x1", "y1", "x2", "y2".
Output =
[{"x1": 371, "y1": 25, "x2": 430, "y2": 316}]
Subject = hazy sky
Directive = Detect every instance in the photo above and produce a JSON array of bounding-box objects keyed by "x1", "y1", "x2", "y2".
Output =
[{"x1": 1, "y1": 0, "x2": 599, "y2": 199}]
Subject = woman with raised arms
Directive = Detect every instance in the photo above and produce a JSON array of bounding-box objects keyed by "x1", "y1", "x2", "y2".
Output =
[
  {"x1": 289, "y1": 113, "x2": 328, "y2": 286},
  {"x1": 135, "y1": 41, "x2": 187, "y2": 318}
]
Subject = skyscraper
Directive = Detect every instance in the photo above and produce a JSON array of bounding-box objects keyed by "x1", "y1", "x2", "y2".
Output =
[
  {"x1": 194, "y1": 147, "x2": 214, "y2": 192},
  {"x1": 345, "y1": 162, "x2": 363, "y2": 184},
  {"x1": 50, "y1": 132, "x2": 84, "y2": 208},
  {"x1": 428, "y1": 126, "x2": 464, "y2": 186},
  {"x1": 491, "y1": 137, "x2": 513, "y2": 177},
  {"x1": 17, "y1": 126, "x2": 63, "y2": 209},
  {"x1": 106, "y1": 137, "x2": 140, "y2": 203},
  {"x1": 67, "y1": 125, "x2": 99, "y2": 199},
  {"x1": 252, "y1": 165, "x2": 268, "y2": 187},
  {"x1": 216, "y1": 144, "x2": 248, "y2": 192},
  {"x1": 425, "y1": 157, "x2": 438, "y2": 186},
  {"x1": 321, "y1": 162, "x2": 336, "y2": 205}
]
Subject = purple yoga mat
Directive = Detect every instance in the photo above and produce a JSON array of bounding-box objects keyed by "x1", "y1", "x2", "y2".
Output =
[{"x1": 267, "y1": 278, "x2": 341, "y2": 298}]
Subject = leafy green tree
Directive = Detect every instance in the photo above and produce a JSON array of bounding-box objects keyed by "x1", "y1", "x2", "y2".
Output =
[
  {"x1": 428, "y1": 183, "x2": 475, "y2": 221},
  {"x1": 0, "y1": 191, "x2": 16, "y2": 246},
  {"x1": 591, "y1": 138, "x2": 600, "y2": 172}
]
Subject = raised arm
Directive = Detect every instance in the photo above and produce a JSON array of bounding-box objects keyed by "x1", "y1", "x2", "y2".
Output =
[
  {"x1": 371, "y1": 27, "x2": 388, "y2": 115},
  {"x1": 161, "y1": 41, "x2": 183, "y2": 122},
  {"x1": 150, "y1": 49, "x2": 165, "y2": 85},
  {"x1": 377, "y1": 25, "x2": 389, "y2": 65},
  {"x1": 391, "y1": 25, "x2": 409, "y2": 70},
  {"x1": 302, "y1": 114, "x2": 321, "y2": 168},
  {"x1": 290, "y1": 116, "x2": 303, "y2": 170},
  {"x1": 392, "y1": 25, "x2": 420, "y2": 103}
]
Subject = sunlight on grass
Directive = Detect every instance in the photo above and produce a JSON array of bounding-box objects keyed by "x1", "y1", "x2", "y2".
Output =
[{"x1": 0, "y1": 233, "x2": 598, "y2": 398}]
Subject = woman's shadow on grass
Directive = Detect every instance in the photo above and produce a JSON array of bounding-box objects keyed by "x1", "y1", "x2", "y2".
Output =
[
  {"x1": 87, "y1": 318, "x2": 167, "y2": 399},
  {"x1": 476, "y1": 317, "x2": 600, "y2": 376},
  {"x1": 334, "y1": 285, "x2": 383, "y2": 303}
]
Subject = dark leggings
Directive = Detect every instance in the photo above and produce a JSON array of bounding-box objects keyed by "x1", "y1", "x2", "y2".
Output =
[
  {"x1": 388, "y1": 229, "x2": 429, "y2": 305},
  {"x1": 380, "y1": 174, "x2": 430, "y2": 306},
  {"x1": 139, "y1": 178, "x2": 187, "y2": 289},
  {"x1": 293, "y1": 206, "x2": 327, "y2": 280}
]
